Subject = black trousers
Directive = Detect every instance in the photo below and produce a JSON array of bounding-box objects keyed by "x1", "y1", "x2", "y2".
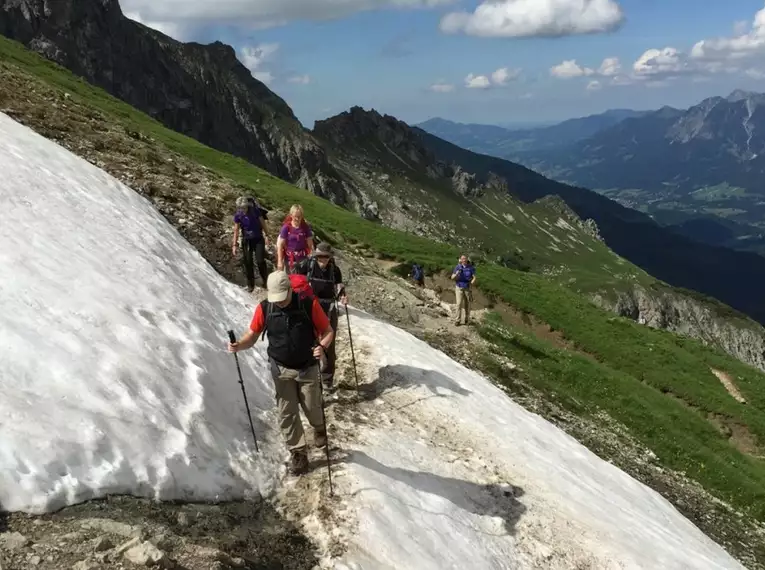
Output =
[
  {"x1": 242, "y1": 238, "x2": 267, "y2": 289},
  {"x1": 319, "y1": 300, "x2": 339, "y2": 384}
]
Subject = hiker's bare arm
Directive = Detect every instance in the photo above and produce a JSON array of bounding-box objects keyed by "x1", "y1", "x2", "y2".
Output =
[
  {"x1": 318, "y1": 325, "x2": 334, "y2": 351},
  {"x1": 260, "y1": 217, "x2": 270, "y2": 244},
  {"x1": 228, "y1": 329, "x2": 257, "y2": 352},
  {"x1": 276, "y1": 235, "x2": 285, "y2": 268},
  {"x1": 307, "y1": 237, "x2": 315, "y2": 254},
  {"x1": 232, "y1": 224, "x2": 239, "y2": 254}
]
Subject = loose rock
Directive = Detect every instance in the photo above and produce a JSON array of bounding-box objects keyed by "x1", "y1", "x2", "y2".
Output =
[
  {"x1": 123, "y1": 541, "x2": 169, "y2": 567},
  {"x1": 0, "y1": 532, "x2": 30, "y2": 551}
]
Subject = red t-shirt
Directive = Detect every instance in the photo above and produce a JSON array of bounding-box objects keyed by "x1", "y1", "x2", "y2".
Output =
[{"x1": 250, "y1": 297, "x2": 330, "y2": 337}]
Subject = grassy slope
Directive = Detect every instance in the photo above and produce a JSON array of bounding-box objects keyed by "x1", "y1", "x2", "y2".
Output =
[
  {"x1": 2, "y1": 35, "x2": 765, "y2": 525},
  {"x1": 325, "y1": 135, "x2": 650, "y2": 294}
]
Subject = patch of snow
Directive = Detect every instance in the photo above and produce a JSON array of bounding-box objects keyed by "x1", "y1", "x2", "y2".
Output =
[
  {"x1": 556, "y1": 217, "x2": 577, "y2": 232},
  {"x1": 0, "y1": 113, "x2": 282, "y2": 513},
  {"x1": 503, "y1": 213, "x2": 515, "y2": 223},
  {"x1": 0, "y1": 113, "x2": 745, "y2": 569},
  {"x1": 330, "y1": 312, "x2": 744, "y2": 570}
]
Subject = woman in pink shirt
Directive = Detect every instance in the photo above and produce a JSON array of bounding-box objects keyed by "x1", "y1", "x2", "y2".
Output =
[{"x1": 277, "y1": 204, "x2": 314, "y2": 273}]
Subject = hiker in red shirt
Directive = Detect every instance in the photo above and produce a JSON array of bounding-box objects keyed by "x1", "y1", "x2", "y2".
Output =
[{"x1": 228, "y1": 270, "x2": 334, "y2": 475}]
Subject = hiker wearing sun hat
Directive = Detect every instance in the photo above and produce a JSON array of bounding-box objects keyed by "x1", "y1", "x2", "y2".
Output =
[
  {"x1": 294, "y1": 242, "x2": 347, "y2": 391},
  {"x1": 228, "y1": 270, "x2": 335, "y2": 475}
]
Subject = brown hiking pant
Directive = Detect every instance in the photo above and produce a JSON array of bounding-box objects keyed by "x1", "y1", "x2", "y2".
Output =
[
  {"x1": 269, "y1": 359, "x2": 324, "y2": 450},
  {"x1": 455, "y1": 286, "x2": 472, "y2": 324}
]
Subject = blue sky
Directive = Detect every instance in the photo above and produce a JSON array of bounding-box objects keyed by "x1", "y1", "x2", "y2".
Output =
[{"x1": 123, "y1": 0, "x2": 765, "y2": 128}]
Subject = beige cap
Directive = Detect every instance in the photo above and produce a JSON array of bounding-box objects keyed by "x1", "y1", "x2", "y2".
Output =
[{"x1": 266, "y1": 271, "x2": 291, "y2": 303}]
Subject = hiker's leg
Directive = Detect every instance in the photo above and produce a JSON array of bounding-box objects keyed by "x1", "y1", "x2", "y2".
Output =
[
  {"x1": 454, "y1": 287, "x2": 464, "y2": 324},
  {"x1": 465, "y1": 289, "x2": 472, "y2": 323},
  {"x1": 242, "y1": 240, "x2": 256, "y2": 290},
  {"x1": 297, "y1": 363, "x2": 325, "y2": 431},
  {"x1": 324, "y1": 307, "x2": 339, "y2": 385},
  {"x1": 254, "y1": 239, "x2": 268, "y2": 286},
  {"x1": 270, "y1": 360, "x2": 306, "y2": 450}
]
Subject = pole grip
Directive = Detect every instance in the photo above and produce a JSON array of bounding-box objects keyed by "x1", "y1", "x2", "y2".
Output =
[{"x1": 227, "y1": 329, "x2": 236, "y2": 343}]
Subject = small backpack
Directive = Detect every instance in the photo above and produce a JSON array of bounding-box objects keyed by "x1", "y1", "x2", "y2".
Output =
[
  {"x1": 289, "y1": 273, "x2": 315, "y2": 301},
  {"x1": 260, "y1": 276, "x2": 316, "y2": 341},
  {"x1": 412, "y1": 264, "x2": 423, "y2": 281}
]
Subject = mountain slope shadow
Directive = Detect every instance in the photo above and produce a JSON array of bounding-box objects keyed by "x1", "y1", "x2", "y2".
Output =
[
  {"x1": 358, "y1": 364, "x2": 472, "y2": 404},
  {"x1": 344, "y1": 450, "x2": 526, "y2": 537}
]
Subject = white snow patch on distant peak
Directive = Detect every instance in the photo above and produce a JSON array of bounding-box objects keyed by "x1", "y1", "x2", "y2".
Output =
[{"x1": 556, "y1": 217, "x2": 577, "y2": 232}]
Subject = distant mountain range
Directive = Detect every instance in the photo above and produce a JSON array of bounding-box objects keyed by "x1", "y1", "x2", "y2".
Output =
[
  {"x1": 418, "y1": 93, "x2": 765, "y2": 254},
  {"x1": 8, "y1": 0, "x2": 765, "y2": 328},
  {"x1": 417, "y1": 109, "x2": 648, "y2": 155}
]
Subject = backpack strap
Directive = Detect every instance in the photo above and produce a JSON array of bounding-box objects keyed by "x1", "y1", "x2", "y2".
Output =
[{"x1": 259, "y1": 300, "x2": 272, "y2": 341}]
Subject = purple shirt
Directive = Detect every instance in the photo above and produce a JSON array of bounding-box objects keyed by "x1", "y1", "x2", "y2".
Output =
[
  {"x1": 233, "y1": 207, "x2": 263, "y2": 241},
  {"x1": 279, "y1": 222, "x2": 312, "y2": 257}
]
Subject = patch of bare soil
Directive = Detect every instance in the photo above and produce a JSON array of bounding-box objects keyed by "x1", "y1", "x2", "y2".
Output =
[
  {"x1": 652, "y1": 380, "x2": 762, "y2": 459},
  {"x1": 708, "y1": 414, "x2": 762, "y2": 457},
  {"x1": 711, "y1": 368, "x2": 748, "y2": 404}
]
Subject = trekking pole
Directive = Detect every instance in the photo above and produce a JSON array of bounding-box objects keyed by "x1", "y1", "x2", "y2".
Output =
[
  {"x1": 316, "y1": 351, "x2": 334, "y2": 496},
  {"x1": 345, "y1": 306, "x2": 360, "y2": 393},
  {"x1": 227, "y1": 330, "x2": 259, "y2": 453}
]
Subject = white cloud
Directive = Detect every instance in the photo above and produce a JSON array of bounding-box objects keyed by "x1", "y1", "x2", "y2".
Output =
[
  {"x1": 429, "y1": 82, "x2": 455, "y2": 92},
  {"x1": 586, "y1": 80, "x2": 602, "y2": 91},
  {"x1": 440, "y1": 0, "x2": 624, "y2": 38},
  {"x1": 463, "y1": 67, "x2": 521, "y2": 89},
  {"x1": 465, "y1": 73, "x2": 492, "y2": 89},
  {"x1": 690, "y1": 6, "x2": 765, "y2": 63},
  {"x1": 253, "y1": 71, "x2": 275, "y2": 84},
  {"x1": 746, "y1": 68, "x2": 765, "y2": 79},
  {"x1": 491, "y1": 67, "x2": 521, "y2": 85},
  {"x1": 550, "y1": 59, "x2": 594, "y2": 78},
  {"x1": 239, "y1": 44, "x2": 279, "y2": 84},
  {"x1": 122, "y1": 0, "x2": 455, "y2": 30},
  {"x1": 598, "y1": 56, "x2": 621, "y2": 76},
  {"x1": 124, "y1": 11, "x2": 186, "y2": 40},
  {"x1": 288, "y1": 74, "x2": 311, "y2": 85},
  {"x1": 520, "y1": 92, "x2": 534, "y2": 99},
  {"x1": 550, "y1": 56, "x2": 621, "y2": 80},
  {"x1": 633, "y1": 47, "x2": 686, "y2": 76}
]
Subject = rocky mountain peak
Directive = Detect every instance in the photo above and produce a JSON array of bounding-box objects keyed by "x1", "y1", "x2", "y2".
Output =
[
  {"x1": 314, "y1": 106, "x2": 416, "y2": 147},
  {"x1": 727, "y1": 89, "x2": 759, "y2": 103},
  {"x1": 0, "y1": 0, "x2": 349, "y2": 203}
]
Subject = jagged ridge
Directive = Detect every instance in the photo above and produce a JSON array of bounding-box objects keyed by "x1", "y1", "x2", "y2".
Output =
[{"x1": 0, "y1": 0, "x2": 349, "y2": 203}]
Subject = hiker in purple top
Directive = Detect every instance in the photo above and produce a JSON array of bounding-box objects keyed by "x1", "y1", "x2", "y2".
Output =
[
  {"x1": 232, "y1": 196, "x2": 270, "y2": 292},
  {"x1": 276, "y1": 204, "x2": 314, "y2": 273}
]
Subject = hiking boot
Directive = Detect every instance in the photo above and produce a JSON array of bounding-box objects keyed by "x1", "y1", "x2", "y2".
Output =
[
  {"x1": 313, "y1": 428, "x2": 328, "y2": 449},
  {"x1": 289, "y1": 448, "x2": 309, "y2": 475}
]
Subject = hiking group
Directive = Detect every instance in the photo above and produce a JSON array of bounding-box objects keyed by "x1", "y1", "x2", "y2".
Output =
[
  {"x1": 229, "y1": 195, "x2": 476, "y2": 477},
  {"x1": 230, "y1": 199, "x2": 348, "y2": 475}
]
